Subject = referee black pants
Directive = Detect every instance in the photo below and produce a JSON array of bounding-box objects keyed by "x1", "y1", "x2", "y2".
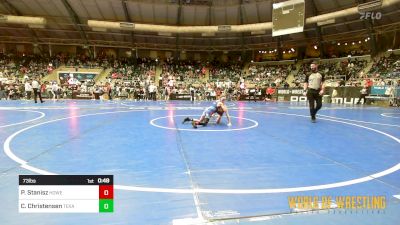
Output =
[
  {"x1": 307, "y1": 89, "x2": 322, "y2": 118},
  {"x1": 33, "y1": 88, "x2": 43, "y2": 103},
  {"x1": 357, "y1": 94, "x2": 367, "y2": 104}
]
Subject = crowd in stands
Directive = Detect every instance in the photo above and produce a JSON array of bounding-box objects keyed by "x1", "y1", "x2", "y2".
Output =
[
  {"x1": 65, "y1": 56, "x2": 108, "y2": 69},
  {"x1": 209, "y1": 61, "x2": 243, "y2": 81},
  {"x1": 0, "y1": 52, "x2": 399, "y2": 102},
  {"x1": 248, "y1": 64, "x2": 293, "y2": 88},
  {"x1": 369, "y1": 53, "x2": 400, "y2": 78},
  {"x1": 0, "y1": 53, "x2": 55, "y2": 100},
  {"x1": 0, "y1": 54, "x2": 54, "y2": 80}
]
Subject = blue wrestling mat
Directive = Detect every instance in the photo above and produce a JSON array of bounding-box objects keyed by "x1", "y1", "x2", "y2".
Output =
[{"x1": 0, "y1": 100, "x2": 399, "y2": 225}]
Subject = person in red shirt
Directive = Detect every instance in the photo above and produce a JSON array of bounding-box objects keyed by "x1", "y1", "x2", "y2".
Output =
[
  {"x1": 265, "y1": 86, "x2": 275, "y2": 101},
  {"x1": 366, "y1": 79, "x2": 373, "y2": 87},
  {"x1": 40, "y1": 83, "x2": 46, "y2": 94}
]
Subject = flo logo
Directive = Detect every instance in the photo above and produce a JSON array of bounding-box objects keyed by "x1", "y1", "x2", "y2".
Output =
[{"x1": 360, "y1": 12, "x2": 382, "y2": 20}]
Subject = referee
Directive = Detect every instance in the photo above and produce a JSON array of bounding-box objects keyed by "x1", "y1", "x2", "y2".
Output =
[
  {"x1": 304, "y1": 62, "x2": 324, "y2": 123},
  {"x1": 32, "y1": 78, "x2": 44, "y2": 104}
]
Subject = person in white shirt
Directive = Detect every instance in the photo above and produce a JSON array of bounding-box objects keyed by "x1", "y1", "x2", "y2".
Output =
[
  {"x1": 148, "y1": 83, "x2": 157, "y2": 101},
  {"x1": 357, "y1": 85, "x2": 368, "y2": 104},
  {"x1": 210, "y1": 89, "x2": 216, "y2": 100},
  {"x1": 239, "y1": 82, "x2": 245, "y2": 90},
  {"x1": 24, "y1": 81, "x2": 33, "y2": 100},
  {"x1": 32, "y1": 78, "x2": 44, "y2": 103},
  {"x1": 189, "y1": 86, "x2": 195, "y2": 102},
  {"x1": 51, "y1": 82, "x2": 59, "y2": 100},
  {"x1": 23, "y1": 74, "x2": 29, "y2": 82},
  {"x1": 81, "y1": 82, "x2": 87, "y2": 93},
  {"x1": 168, "y1": 79, "x2": 174, "y2": 88}
]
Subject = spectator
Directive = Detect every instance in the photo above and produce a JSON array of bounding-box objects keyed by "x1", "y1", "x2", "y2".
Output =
[
  {"x1": 0, "y1": 81, "x2": 6, "y2": 100},
  {"x1": 148, "y1": 82, "x2": 157, "y2": 101},
  {"x1": 356, "y1": 85, "x2": 368, "y2": 104},
  {"x1": 51, "y1": 82, "x2": 59, "y2": 101},
  {"x1": 24, "y1": 80, "x2": 33, "y2": 100}
]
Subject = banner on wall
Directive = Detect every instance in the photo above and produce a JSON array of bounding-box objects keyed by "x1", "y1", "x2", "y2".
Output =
[
  {"x1": 170, "y1": 94, "x2": 192, "y2": 100},
  {"x1": 370, "y1": 86, "x2": 400, "y2": 96},
  {"x1": 167, "y1": 87, "x2": 397, "y2": 104},
  {"x1": 276, "y1": 87, "x2": 364, "y2": 104}
]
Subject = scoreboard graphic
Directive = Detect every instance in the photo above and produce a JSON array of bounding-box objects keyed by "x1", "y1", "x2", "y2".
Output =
[
  {"x1": 19, "y1": 175, "x2": 113, "y2": 213},
  {"x1": 272, "y1": 0, "x2": 305, "y2": 37}
]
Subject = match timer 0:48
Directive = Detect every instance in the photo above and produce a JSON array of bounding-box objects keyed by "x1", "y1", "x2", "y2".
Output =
[{"x1": 97, "y1": 177, "x2": 111, "y2": 184}]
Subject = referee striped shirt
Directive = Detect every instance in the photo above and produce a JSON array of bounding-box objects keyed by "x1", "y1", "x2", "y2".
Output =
[{"x1": 305, "y1": 72, "x2": 324, "y2": 90}]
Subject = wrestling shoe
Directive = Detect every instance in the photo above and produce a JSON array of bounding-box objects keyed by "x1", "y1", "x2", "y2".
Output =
[
  {"x1": 182, "y1": 117, "x2": 191, "y2": 124},
  {"x1": 191, "y1": 121, "x2": 198, "y2": 129}
]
